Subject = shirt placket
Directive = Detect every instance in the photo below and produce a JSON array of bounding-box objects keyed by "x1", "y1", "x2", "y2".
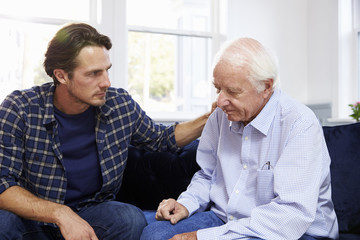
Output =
[{"x1": 226, "y1": 126, "x2": 253, "y2": 222}]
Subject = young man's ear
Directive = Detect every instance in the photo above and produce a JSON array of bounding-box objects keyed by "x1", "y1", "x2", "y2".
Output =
[{"x1": 53, "y1": 69, "x2": 68, "y2": 84}]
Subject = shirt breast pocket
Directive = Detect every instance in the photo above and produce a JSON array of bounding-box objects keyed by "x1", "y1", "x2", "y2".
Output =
[{"x1": 256, "y1": 168, "x2": 275, "y2": 206}]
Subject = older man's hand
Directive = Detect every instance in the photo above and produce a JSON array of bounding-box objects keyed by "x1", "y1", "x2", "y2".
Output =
[
  {"x1": 170, "y1": 231, "x2": 197, "y2": 240},
  {"x1": 155, "y1": 198, "x2": 189, "y2": 225}
]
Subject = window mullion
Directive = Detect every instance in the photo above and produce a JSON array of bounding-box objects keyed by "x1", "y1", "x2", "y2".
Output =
[
  {"x1": 128, "y1": 25, "x2": 212, "y2": 39},
  {"x1": 0, "y1": 14, "x2": 70, "y2": 26}
]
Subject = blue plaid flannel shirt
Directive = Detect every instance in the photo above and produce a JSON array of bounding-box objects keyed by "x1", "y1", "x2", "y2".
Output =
[{"x1": 0, "y1": 82, "x2": 178, "y2": 208}]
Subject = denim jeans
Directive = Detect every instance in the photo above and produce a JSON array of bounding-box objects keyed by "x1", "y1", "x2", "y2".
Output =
[
  {"x1": 140, "y1": 210, "x2": 322, "y2": 240},
  {"x1": 0, "y1": 200, "x2": 147, "y2": 240},
  {"x1": 140, "y1": 211, "x2": 224, "y2": 240}
]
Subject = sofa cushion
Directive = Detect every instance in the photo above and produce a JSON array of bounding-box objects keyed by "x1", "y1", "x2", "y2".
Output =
[
  {"x1": 338, "y1": 233, "x2": 360, "y2": 240},
  {"x1": 117, "y1": 140, "x2": 200, "y2": 210},
  {"x1": 323, "y1": 122, "x2": 360, "y2": 234}
]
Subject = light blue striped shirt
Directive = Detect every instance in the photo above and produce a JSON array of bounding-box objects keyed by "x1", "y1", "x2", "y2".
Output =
[{"x1": 178, "y1": 89, "x2": 338, "y2": 240}]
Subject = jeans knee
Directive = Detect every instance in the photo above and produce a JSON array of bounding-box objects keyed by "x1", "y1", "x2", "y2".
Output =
[
  {"x1": 140, "y1": 221, "x2": 175, "y2": 240},
  {"x1": 140, "y1": 224, "x2": 156, "y2": 240},
  {"x1": 0, "y1": 210, "x2": 23, "y2": 238},
  {"x1": 88, "y1": 201, "x2": 147, "y2": 240},
  {"x1": 126, "y1": 206, "x2": 147, "y2": 233},
  {"x1": 112, "y1": 202, "x2": 147, "y2": 231}
]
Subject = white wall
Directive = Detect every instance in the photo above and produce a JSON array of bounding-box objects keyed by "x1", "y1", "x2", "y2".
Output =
[
  {"x1": 227, "y1": 0, "x2": 309, "y2": 102},
  {"x1": 226, "y1": 0, "x2": 346, "y2": 119},
  {"x1": 307, "y1": 0, "x2": 338, "y2": 105}
]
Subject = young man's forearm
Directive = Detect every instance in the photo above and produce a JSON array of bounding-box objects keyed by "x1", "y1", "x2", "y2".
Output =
[
  {"x1": 0, "y1": 185, "x2": 98, "y2": 239},
  {"x1": 0, "y1": 185, "x2": 68, "y2": 224},
  {"x1": 174, "y1": 112, "x2": 211, "y2": 147},
  {"x1": 175, "y1": 103, "x2": 216, "y2": 147}
]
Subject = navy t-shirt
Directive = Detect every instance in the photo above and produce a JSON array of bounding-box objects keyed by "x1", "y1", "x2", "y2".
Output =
[{"x1": 54, "y1": 106, "x2": 102, "y2": 208}]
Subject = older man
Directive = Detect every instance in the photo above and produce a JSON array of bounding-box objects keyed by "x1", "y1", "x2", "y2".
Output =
[{"x1": 141, "y1": 38, "x2": 338, "y2": 240}]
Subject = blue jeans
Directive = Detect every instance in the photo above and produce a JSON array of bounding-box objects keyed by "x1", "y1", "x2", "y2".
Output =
[
  {"x1": 0, "y1": 201, "x2": 147, "y2": 240},
  {"x1": 140, "y1": 210, "x2": 323, "y2": 240},
  {"x1": 140, "y1": 211, "x2": 224, "y2": 240}
]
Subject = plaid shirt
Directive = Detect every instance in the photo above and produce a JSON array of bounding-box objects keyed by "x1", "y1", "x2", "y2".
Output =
[{"x1": 0, "y1": 82, "x2": 178, "y2": 208}]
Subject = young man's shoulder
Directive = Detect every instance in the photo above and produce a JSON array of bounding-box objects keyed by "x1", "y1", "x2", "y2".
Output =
[
  {"x1": 106, "y1": 87, "x2": 130, "y2": 97},
  {"x1": 1, "y1": 82, "x2": 54, "y2": 109},
  {"x1": 105, "y1": 87, "x2": 135, "y2": 106}
]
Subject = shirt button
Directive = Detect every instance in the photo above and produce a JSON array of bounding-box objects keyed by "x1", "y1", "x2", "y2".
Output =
[
  {"x1": 235, "y1": 189, "x2": 240, "y2": 194},
  {"x1": 244, "y1": 136, "x2": 249, "y2": 140},
  {"x1": 229, "y1": 216, "x2": 234, "y2": 221},
  {"x1": 243, "y1": 164, "x2": 248, "y2": 169}
]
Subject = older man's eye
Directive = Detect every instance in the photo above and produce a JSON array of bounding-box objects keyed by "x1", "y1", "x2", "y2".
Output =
[{"x1": 229, "y1": 90, "x2": 243, "y2": 97}]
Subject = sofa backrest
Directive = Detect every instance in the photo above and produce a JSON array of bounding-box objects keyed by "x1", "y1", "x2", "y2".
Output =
[
  {"x1": 117, "y1": 140, "x2": 200, "y2": 209},
  {"x1": 323, "y1": 122, "x2": 360, "y2": 234}
]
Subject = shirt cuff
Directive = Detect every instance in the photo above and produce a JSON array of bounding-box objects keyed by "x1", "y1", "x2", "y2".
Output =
[
  {"x1": 177, "y1": 197, "x2": 199, "y2": 217},
  {"x1": 0, "y1": 178, "x2": 20, "y2": 194}
]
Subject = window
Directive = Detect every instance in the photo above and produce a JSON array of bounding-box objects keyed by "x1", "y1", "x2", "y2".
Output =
[
  {"x1": 358, "y1": 31, "x2": 360, "y2": 100},
  {"x1": 0, "y1": 0, "x2": 94, "y2": 101},
  {"x1": 356, "y1": 1, "x2": 360, "y2": 100},
  {"x1": 0, "y1": 0, "x2": 224, "y2": 122},
  {"x1": 0, "y1": 21, "x2": 57, "y2": 100},
  {"x1": 127, "y1": 0, "x2": 219, "y2": 120}
]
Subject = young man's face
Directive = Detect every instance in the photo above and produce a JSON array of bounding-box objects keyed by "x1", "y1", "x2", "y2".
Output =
[
  {"x1": 213, "y1": 61, "x2": 273, "y2": 125},
  {"x1": 66, "y1": 45, "x2": 112, "y2": 108}
]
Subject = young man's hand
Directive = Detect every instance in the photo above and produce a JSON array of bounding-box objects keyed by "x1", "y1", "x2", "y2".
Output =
[{"x1": 56, "y1": 205, "x2": 98, "y2": 240}]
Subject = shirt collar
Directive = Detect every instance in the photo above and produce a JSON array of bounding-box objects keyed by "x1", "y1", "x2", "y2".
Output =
[
  {"x1": 99, "y1": 101, "x2": 113, "y2": 117},
  {"x1": 250, "y1": 88, "x2": 280, "y2": 136},
  {"x1": 42, "y1": 84, "x2": 114, "y2": 127},
  {"x1": 43, "y1": 83, "x2": 57, "y2": 127}
]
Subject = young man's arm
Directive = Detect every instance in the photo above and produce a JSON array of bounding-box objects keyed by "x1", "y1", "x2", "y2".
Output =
[
  {"x1": 0, "y1": 186, "x2": 98, "y2": 240},
  {"x1": 174, "y1": 103, "x2": 217, "y2": 147}
]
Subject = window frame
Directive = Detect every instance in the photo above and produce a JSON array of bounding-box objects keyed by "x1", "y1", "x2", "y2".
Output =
[
  {"x1": 123, "y1": 0, "x2": 224, "y2": 122},
  {"x1": 336, "y1": 0, "x2": 359, "y2": 120},
  {"x1": 0, "y1": 0, "x2": 98, "y2": 26},
  {"x1": 357, "y1": 29, "x2": 360, "y2": 100}
]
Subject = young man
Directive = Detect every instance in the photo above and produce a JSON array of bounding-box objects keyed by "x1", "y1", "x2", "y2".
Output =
[
  {"x1": 0, "y1": 23, "x2": 213, "y2": 240},
  {"x1": 141, "y1": 38, "x2": 339, "y2": 240}
]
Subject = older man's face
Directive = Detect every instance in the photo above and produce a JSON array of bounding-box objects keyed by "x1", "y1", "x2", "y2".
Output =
[{"x1": 213, "y1": 61, "x2": 273, "y2": 125}]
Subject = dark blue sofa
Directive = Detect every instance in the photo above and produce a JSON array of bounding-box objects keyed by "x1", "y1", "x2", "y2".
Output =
[{"x1": 117, "y1": 122, "x2": 360, "y2": 240}]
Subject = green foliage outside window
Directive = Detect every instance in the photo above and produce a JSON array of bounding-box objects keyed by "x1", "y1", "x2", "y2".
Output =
[{"x1": 128, "y1": 32, "x2": 175, "y2": 106}]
